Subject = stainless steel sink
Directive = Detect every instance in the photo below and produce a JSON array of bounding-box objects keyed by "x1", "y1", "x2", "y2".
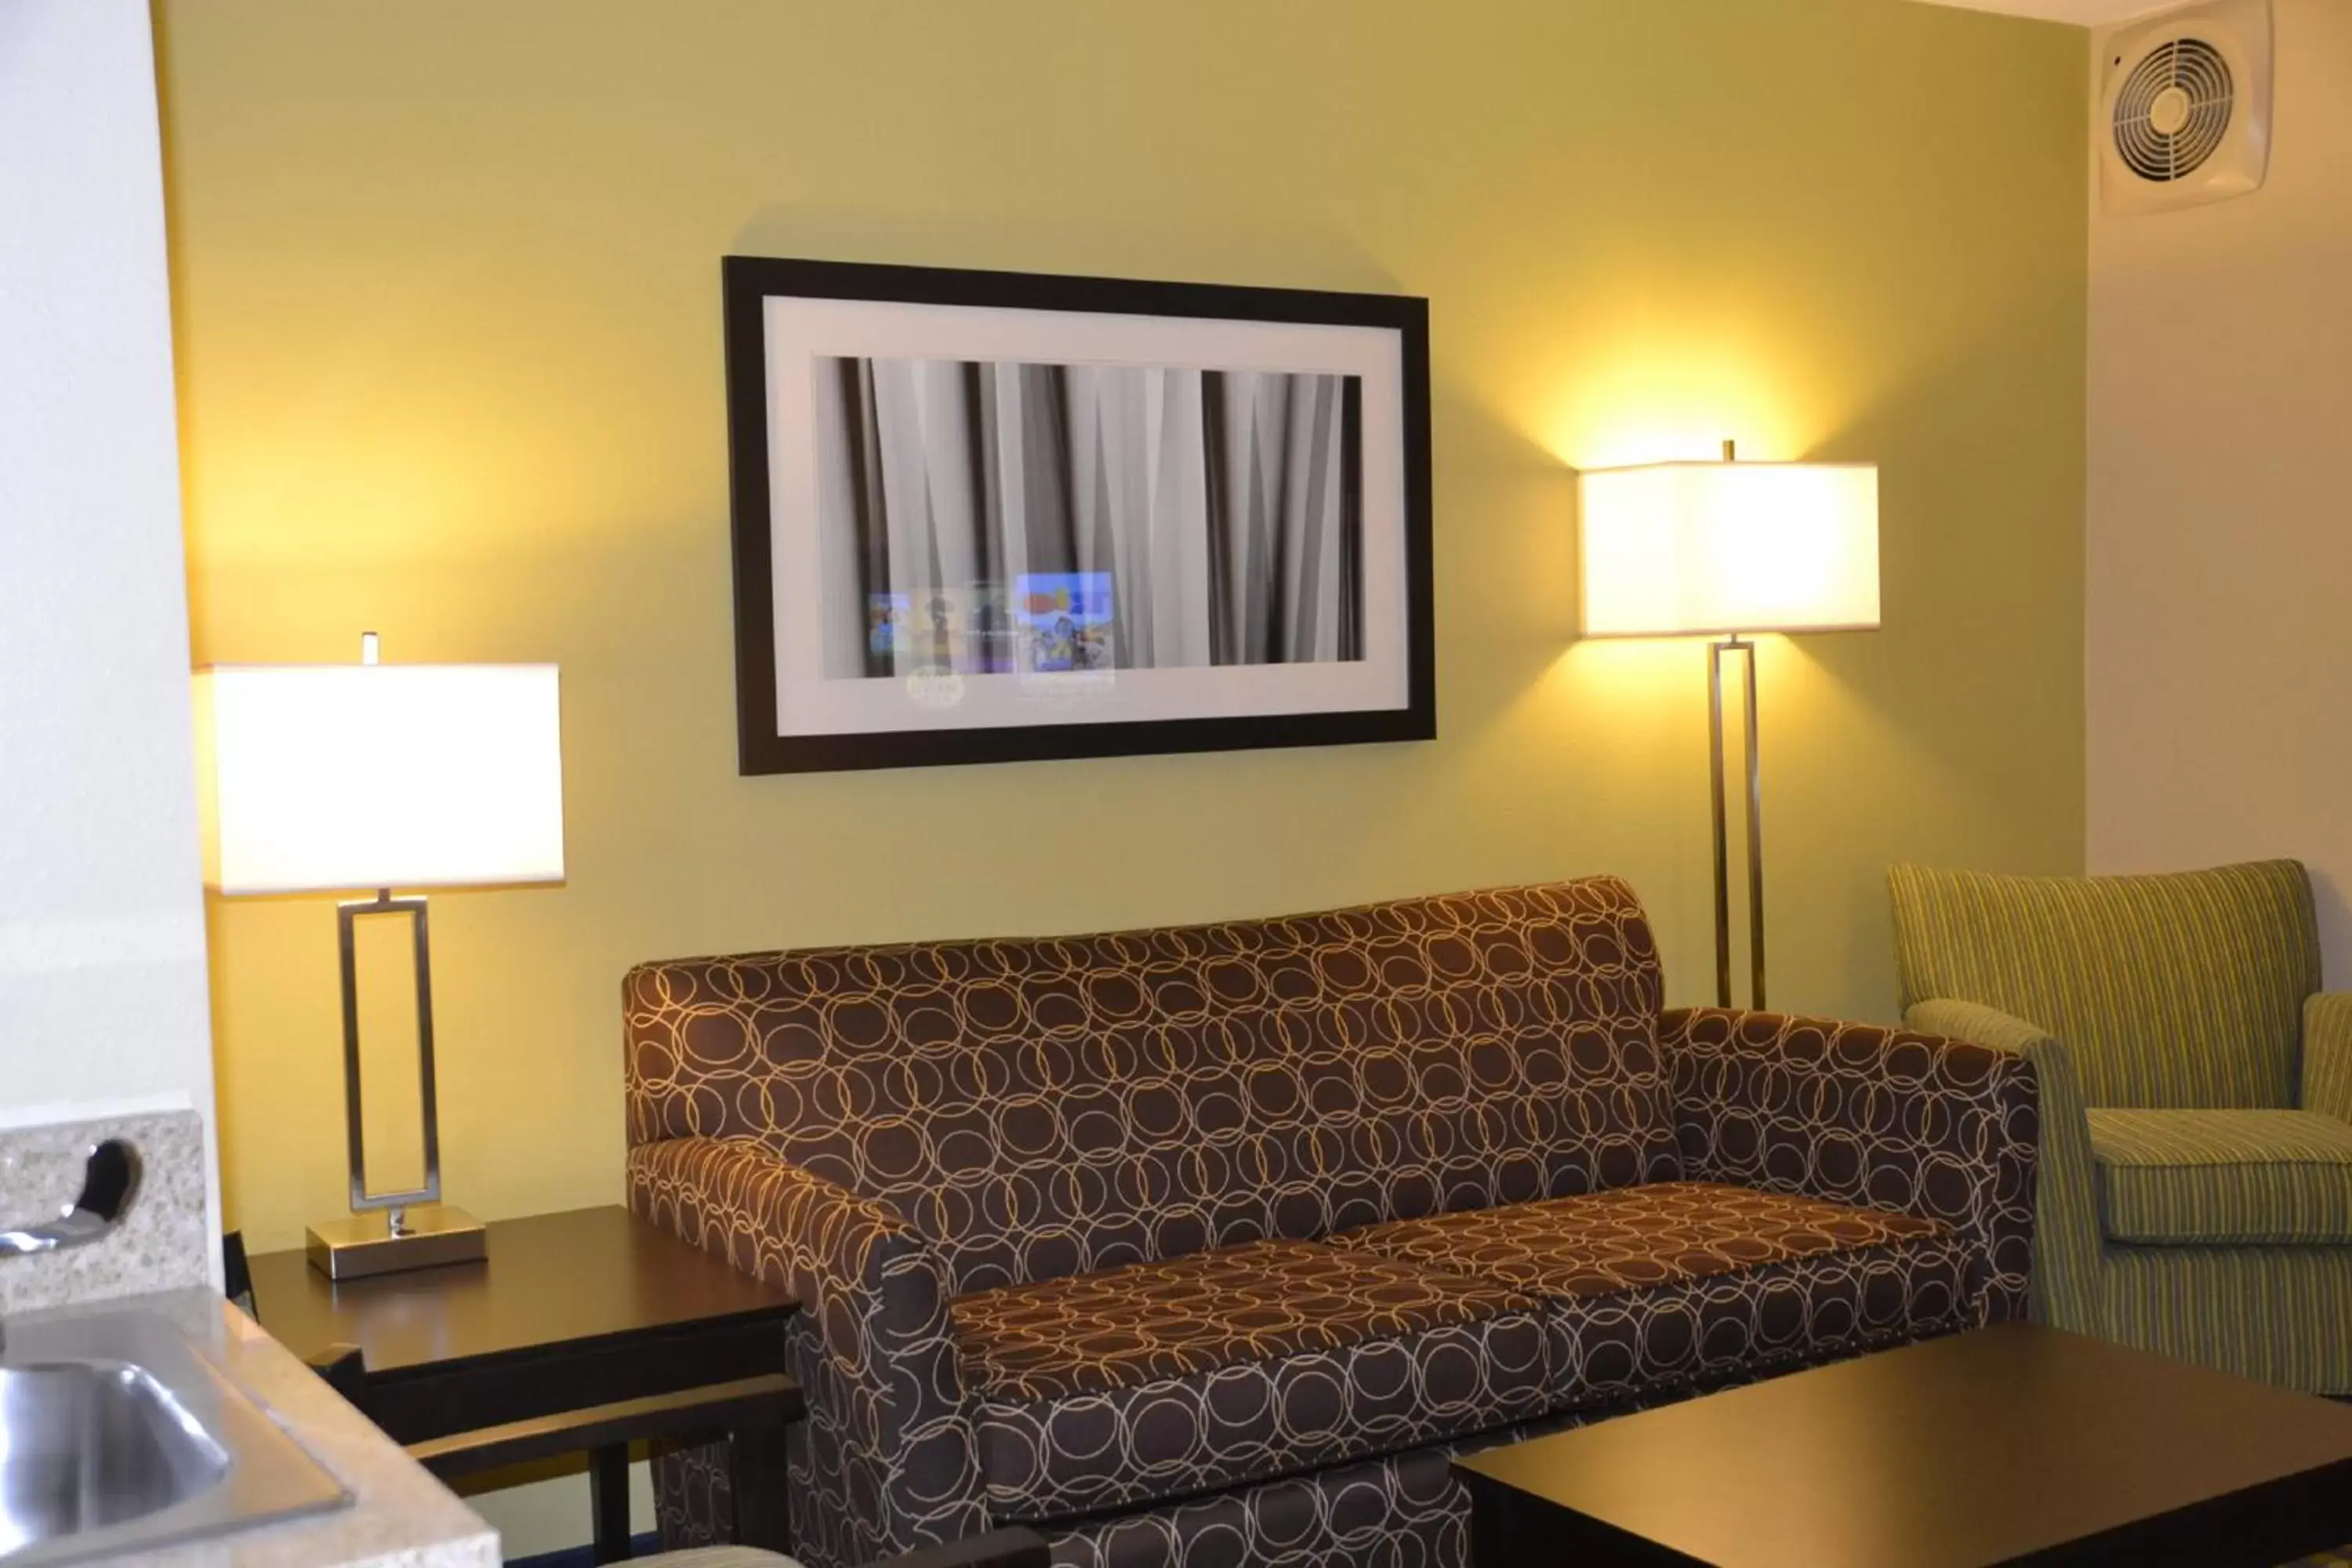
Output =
[
  {"x1": 0, "y1": 1311, "x2": 350, "y2": 1566},
  {"x1": 0, "y1": 1361, "x2": 230, "y2": 1547}
]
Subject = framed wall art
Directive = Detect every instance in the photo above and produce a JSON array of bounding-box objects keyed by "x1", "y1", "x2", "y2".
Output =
[{"x1": 722, "y1": 256, "x2": 1433, "y2": 774}]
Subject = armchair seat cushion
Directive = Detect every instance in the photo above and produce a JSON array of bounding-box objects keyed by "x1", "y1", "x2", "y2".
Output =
[
  {"x1": 953, "y1": 1238, "x2": 1552, "y2": 1524},
  {"x1": 2088, "y1": 1109, "x2": 2352, "y2": 1244},
  {"x1": 1337, "y1": 1181, "x2": 1974, "y2": 1406}
]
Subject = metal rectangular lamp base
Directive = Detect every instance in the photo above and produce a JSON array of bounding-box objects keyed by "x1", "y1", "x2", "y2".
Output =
[
  {"x1": 317, "y1": 887, "x2": 481, "y2": 1283},
  {"x1": 307, "y1": 1204, "x2": 486, "y2": 1281}
]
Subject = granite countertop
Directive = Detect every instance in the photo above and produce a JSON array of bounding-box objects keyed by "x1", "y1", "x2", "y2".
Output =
[
  {"x1": 17, "y1": 1286, "x2": 500, "y2": 1568},
  {"x1": 0, "y1": 1108, "x2": 498, "y2": 1566}
]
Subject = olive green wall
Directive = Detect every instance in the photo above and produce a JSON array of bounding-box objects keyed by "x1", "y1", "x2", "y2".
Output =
[{"x1": 159, "y1": 0, "x2": 2087, "y2": 1255}]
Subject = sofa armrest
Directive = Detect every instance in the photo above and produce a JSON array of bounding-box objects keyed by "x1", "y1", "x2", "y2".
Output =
[
  {"x1": 628, "y1": 1136, "x2": 985, "y2": 1561},
  {"x1": 1905, "y1": 1000, "x2": 2102, "y2": 1335},
  {"x1": 1662, "y1": 1006, "x2": 2038, "y2": 1327},
  {"x1": 2303, "y1": 993, "x2": 2352, "y2": 1123}
]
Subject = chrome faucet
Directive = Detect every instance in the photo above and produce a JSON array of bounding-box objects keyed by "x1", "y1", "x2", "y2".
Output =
[{"x1": 0, "y1": 1139, "x2": 141, "y2": 1256}]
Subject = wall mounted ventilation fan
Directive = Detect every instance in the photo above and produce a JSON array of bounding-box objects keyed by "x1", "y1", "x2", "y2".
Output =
[{"x1": 2100, "y1": 0, "x2": 2272, "y2": 215}]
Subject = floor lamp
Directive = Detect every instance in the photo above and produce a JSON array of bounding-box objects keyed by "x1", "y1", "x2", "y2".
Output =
[{"x1": 1577, "y1": 444, "x2": 1879, "y2": 1008}]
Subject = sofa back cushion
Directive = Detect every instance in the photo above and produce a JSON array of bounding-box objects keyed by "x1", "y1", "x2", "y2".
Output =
[
  {"x1": 1889, "y1": 859, "x2": 2318, "y2": 1110},
  {"x1": 625, "y1": 879, "x2": 1676, "y2": 1292}
]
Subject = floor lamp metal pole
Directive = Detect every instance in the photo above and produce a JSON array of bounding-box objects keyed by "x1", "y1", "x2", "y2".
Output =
[{"x1": 1707, "y1": 635, "x2": 1767, "y2": 1010}]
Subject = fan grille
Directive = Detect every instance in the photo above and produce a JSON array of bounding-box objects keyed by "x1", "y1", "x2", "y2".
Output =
[{"x1": 2114, "y1": 38, "x2": 2234, "y2": 183}]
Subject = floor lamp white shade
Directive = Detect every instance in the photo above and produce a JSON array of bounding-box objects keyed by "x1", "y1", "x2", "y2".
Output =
[{"x1": 1578, "y1": 459, "x2": 1880, "y2": 638}]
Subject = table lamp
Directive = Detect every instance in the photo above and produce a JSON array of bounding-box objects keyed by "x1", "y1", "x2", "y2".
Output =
[
  {"x1": 195, "y1": 633, "x2": 564, "y2": 1279},
  {"x1": 1577, "y1": 442, "x2": 1878, "y2": 1008}
]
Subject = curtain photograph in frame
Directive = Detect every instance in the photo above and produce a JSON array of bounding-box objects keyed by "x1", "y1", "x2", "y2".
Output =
[{"x1": 723, "y1": 256, "x2": 1433, "y2": 774}]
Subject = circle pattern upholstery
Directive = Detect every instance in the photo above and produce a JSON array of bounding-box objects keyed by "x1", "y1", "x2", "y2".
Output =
[
  {"x1": 1338, "y1": 1180, "x2": 1972, "y2": 1404},
  {"x1": 627, "y1": 880, "x2": 1676, "y2": 1295},
  {"x1": 952, "y1": 1237, "x2": 1553, "y2": 1521},
  {"x1": 1666, "y1": 1007, "x2": 2041, "y2": 1325},
  {"x1": 628, "y1": 884, "x2": 2045, "y2": 1568}
]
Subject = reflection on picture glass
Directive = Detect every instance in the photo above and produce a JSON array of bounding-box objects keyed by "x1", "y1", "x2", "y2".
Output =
[{"x1": 815, "y1": 357, "x2": 1363, "y2": 681}]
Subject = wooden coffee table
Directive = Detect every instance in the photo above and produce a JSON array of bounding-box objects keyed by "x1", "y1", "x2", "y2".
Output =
[{"x1": 1455, "y1": 1323, "x2": 2352, "y2": 1567}]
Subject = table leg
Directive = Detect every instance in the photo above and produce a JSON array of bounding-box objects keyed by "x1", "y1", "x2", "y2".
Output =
[
  {"x1": 728, "y1": 1422, "x2": 792, "y2": 1552},
  {"x1": 589, "y1": 1443, "x2": 633, "y2": 1563}
]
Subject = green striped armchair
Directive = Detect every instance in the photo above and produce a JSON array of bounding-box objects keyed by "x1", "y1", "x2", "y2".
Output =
[{"x1": 1889, "y1": 859, "x2": 2352, "y2": 1394}]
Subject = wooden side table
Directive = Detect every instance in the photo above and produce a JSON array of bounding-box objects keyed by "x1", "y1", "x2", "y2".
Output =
[{"x1": 249, "y1": 1204, "x2": 801, "y2": 1563}]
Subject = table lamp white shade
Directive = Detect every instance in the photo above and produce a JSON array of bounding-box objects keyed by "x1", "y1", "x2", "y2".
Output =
[
  {"x1": 1578, "y1": 460, "x2": 1881, "y2": 637},
  {"x1": 195, "y1": 663, "x2": 565, "y2": 896}
]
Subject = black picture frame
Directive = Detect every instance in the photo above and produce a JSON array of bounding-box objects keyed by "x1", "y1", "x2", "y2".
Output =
[{"x1": 722, "y1": 256, "x2": 1435, "y2": 775}]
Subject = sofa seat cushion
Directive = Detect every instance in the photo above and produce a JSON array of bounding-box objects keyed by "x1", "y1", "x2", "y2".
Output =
[
  {"x1": 1335, "y1": 1181, "x2": 1971, "y2": 1406},
  {"x1": 2088, "y1": 1109, "x2": 2352, "y2": 1243},
  {"x1": 952, "y1": 1238, "x2": 1552, "y2": 1523}
]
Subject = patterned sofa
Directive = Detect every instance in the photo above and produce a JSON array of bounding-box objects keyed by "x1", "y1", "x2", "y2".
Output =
[{"x1": 624, "y1": 880, "x2": 2038, "y2": 1568}]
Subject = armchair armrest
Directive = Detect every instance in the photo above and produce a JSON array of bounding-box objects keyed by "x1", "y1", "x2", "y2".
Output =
[
  {"x1": 628, "y1": 1136, "x2": 986, "y2": 1562},
  {"x1": 1662, "y1": 1007, "x2": 2038, "y2": 1327},
  {"x1": 2303, "y1": 993, "x2": 2352, "y2": 1123},
  {"x1": 1904, "y1": 1000, "x2": 2101, "y2": 1335}
]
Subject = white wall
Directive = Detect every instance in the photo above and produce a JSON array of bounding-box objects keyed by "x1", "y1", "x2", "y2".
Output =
[
  {"x1": 2086, "y1": 0, "x2": 2352, "y2": 984},
  {"x1": 0, "y1": 2, "x2": 220, "y2": 1214}
]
